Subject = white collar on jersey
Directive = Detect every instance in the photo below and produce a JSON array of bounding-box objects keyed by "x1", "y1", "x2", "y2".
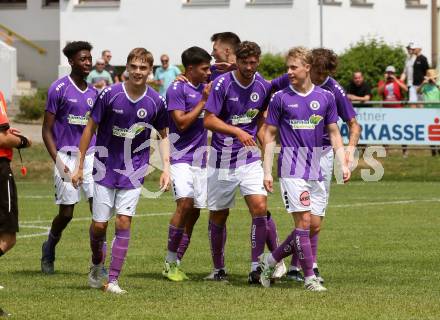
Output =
[
  {"x1": 289, "y1": 84, "x2": 315, "y2": 97},
  {"x1": 231, "y1": 71, "x2": 256, "y2": 89},
  {"x1": 68, "y1": 76, "x2": 88, "y2": 94},
  {"x1": 187, "y1": 81, "x2": 202, "y2": 90},
  {"x1": 122, "y1": 82, "x2": 148, "y2": 103}
]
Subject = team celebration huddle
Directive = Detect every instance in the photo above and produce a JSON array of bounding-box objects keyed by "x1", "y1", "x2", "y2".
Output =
[{"x1": 37, "y1": 31, "x2": 361, "y2": 295}]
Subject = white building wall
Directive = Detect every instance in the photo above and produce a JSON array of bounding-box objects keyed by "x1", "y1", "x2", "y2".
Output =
[
  {"x1": 0, "y1": 41, "x2": 17, "y2": 102},
  {"x1": 59, "y1": 0, "x2": 432, "y2": 69}
]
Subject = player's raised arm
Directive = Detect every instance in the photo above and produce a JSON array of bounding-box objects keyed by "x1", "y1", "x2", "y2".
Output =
[
  {"x1": 170, "y1": 82, "x2": 212, "y2": 132},
  {"x1": 327, "y1": 123, "x2": 350, "y2": 183},
  {"x1": 263, "y1": 124, "x2": 277, "y2": 193},
  {"x1": 158, "y1": 127, "x2": 170, "y2": 191},
  {"x1": 72, "y1": 117, "x2": 97, "y2": 188}
]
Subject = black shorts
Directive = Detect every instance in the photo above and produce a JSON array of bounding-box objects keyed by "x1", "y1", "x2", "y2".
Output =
[{"x1": 0, "y1": 158, "x2": 18, "y2": 233}]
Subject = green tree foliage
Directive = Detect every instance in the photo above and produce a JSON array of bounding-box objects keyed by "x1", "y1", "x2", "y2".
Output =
[
  {"x1": 336, "y1": 38, "x2": 407, "y2": 98},
  {"x1": 258, "y1": 53, "x2": 286, "y2": 80}
]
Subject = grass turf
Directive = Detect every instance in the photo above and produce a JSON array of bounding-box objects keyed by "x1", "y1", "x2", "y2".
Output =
[{"x1": 1, "y1": 179, "x2": 439, "y2": 319}]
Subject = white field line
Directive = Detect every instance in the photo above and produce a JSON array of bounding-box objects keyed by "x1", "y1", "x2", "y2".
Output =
[{"x1": 18, "y1": 198, "x2": 440, "y2": 238}]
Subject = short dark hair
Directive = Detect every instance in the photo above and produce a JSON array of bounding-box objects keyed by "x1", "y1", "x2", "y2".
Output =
[
  {"x1": 210, "y1": 32, "x2": 241, "y2": 53},
  {"x1": 311, "y1": 48, "x2": 338, "y2": 75},
  {"x1": 235, "y1": 41, "x2": 261, "y2": 60},
  {"x1": 126, "y1": 47, "x2": 154, "y2": 66},
  {"x1": 181, "y1": 46, "x2": 212, "y2": 68},
  {"x1": 63, "y1": 41, "x2": 93, "y2": 59}
]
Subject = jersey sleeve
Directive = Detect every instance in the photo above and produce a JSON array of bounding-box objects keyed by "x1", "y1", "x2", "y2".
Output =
[
  {"x1": 270, "y1": 73, "x2": 289, "y2": 92},
  {"x1": 261, "y1": 80, "x2": 273, "y2": 112},
  {"x1": 45, "y1": 82, "x2": 64, "y2": 115},
  {"x1": 265, "y1": 91, "x2": 282, "y2": 126},
  {"x1": 324, "y1": 93, "x2": 339, "y2": 125},
  {"x1": 90, "y1": 87, "x2": 111, "y2": 124},
  {"x1": 205, "y1": 76, "x2": 226, "y2": 116},
  {"x1": 333, "y1": 86, "x2": 357, "y2": 122},
  {"x1": 153, "y1": 95, "x2": 169, "y2": 131},
  {"x1": 166, "y1": 82, "x2": 186, "y2": 112}
]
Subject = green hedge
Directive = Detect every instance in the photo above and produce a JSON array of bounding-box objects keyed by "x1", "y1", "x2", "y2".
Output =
[
  {"x1": 335, "y1": 38, "x2": 407, "y2": 96},
  {"x1": 18, "y1": 88, "x2": 47, "y2": 120}
]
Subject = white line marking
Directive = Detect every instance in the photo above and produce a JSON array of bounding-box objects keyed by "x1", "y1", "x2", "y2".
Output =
[{"x1": 18, "y1": 225, "x2": 51, "y2": 239}]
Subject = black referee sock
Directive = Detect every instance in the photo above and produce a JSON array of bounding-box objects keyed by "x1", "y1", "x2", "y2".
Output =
[{"x1": 0, "y1": 248, "x2": 4, "y2": 257}]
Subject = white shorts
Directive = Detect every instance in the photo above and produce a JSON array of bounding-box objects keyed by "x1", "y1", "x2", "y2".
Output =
[
  {"x1": 92, "y1": 183, "x2": 142, "y2": 222},
  {"x1": 207, "y1": 160, "x2": 267, "y2": 211},
  {"x1": 170, "y1": 163, "x2": 207, "y2": 208},
  {"x1": 280, "y1": 178, "x2": 327, "y2": 216},
  {"x1": 54, "y1": 151, "x2": 94, "y2": 205}
]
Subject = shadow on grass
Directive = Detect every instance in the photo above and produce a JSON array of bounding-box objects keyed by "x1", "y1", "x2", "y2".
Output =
[{"x1": 10, "y1": 269, "x2": 85, "y2": 277}]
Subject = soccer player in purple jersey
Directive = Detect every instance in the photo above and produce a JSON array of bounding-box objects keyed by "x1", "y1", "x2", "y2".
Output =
[
  {"x1": 41, "y1": 41, "x2": 99, "y2": 274},
  {"x1": 271, "y1": 49, "x2": 361, "y2": 283},
  {"x1": 204, "y1": 41, "x2": 284, "y2": 282},
  {"x1": 162, "y1": 46, "x2": 212, "y2": 281},
  {"x1": 260, "y1": 47, "x2": 351, "y2": 291},
  {"x1": 72, "y1": 48, "x2": 170, "y2": 294},
  {"x1": 210, "y1": 32, "x2": 241, "y2": 81}
]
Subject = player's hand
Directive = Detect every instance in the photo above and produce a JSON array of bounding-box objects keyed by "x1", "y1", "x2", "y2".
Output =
[
  {"x1": 345, "y1": 146, "x2": 356, "y2": 171},
  {"x1": 159, "y1": 171, "x2": 170, "y2": 192},
  {"x1": 235, "y1": 128, "x2": 256, "y2": 147},
  {"x1": 342, "y1": 165, "x2": 351, "y2": 183},
  {"x1": 202, "y1": 82, "x2": 212, "y2": 101},
  {"x1": 71, "y1": 169, "x2": 83, "y2": 189},
  {"x1": 174, "y1": 74, "x2": 189, "y2": 83},
  {"x1": 215, "y1": 62, "x2": 235, "y2": 72},
  {"x1": 264, "y1": 175, "x2": 274, "y2": 193}
]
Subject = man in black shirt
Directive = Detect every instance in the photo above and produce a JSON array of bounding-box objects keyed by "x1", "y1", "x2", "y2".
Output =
[
  {"x1": 346, "y1": 71, "x2": 371, "y2": 106},
  {"x1": 101, "y1": 49, "x2": 119, "y2": 83},
  {"x1": 411, "y1": 43, "x2": 429, "y2": 107}
]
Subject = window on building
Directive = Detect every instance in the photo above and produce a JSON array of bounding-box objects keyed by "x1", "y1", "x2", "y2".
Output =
[
  {"x1": 43, "y1": 0, "x2": 58, "y2": 7},
  {"x1": 351, "y1": 0, "x2": 374, "y2": 7},
  {"x1": 0, "y1": 0, "x2": 26, "y2": 8},
  {"x1": 246, "y1": 0, "x2": 293, "y2": 5},
  {"x1": 319, "y1": 0, "x2": 342, "y2": 6},
  {"x1": 406, "y1": 0, "x2": 427, "y2": 8},
  {"x1": 77, "y1": 0, "x2": 120, "y2": 7},
  {"x1": 183, "y1": 0, "x2": 230, "y2": 6}
]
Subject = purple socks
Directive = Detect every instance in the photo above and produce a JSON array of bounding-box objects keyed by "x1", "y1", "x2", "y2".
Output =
[
  {"x1": 251, "y1": 216, "x2": 267, "y2": 263},
  {"x1": 177, "y1": 233, "x2": 190, "y2": 261},
  {"x1": 108, "y1": 229, "x2": 130, "y2": 283},
  {"x1": 290, "y1": 232, "x2": 319, "y2": 268},
  {"x1": 266, "y1": 215, "x2": 279, "y2": 252},
  {"x1": 209, "y1": 221, "x2": 226, "y2": 270},
  {"x1": 274, "y1": 229, "x2": 314, "y2": 278}
]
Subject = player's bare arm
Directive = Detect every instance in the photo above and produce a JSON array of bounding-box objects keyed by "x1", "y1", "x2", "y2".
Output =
[
  {"x1": 158, "y1": 127, "x2": 170, "y2": 191},
  {"x1": 327, "y1": 122, "x2": 351, "y2": 183},
  {"x1": 262, "y1": 124, "x2": 277, "y2": 193}
]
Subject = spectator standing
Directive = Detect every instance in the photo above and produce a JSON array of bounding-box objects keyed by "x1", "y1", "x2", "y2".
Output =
[
  {"x1": 87, "y1": 58, "x2": 113, "y2": 92},
  {"x1": 378, "y1": 66, "x2": 409, "y2": 157},
  {"x1": 346, "y1": 71, "x2": 372, "y2": 105},
  {"x1": 412, "y1": 43, "x2": 430, "y2": 107},
  {"x1": 154, "y1": 54, "x2": 181, "y2": 96},
  {"x1": 400, "y1": 43, "x2": 417, "y2": 107},
  {"x1": 417, "y1": 69, "x2": 440, "y2": 156},
  {"x1": 101, "y1": 50, "x2": 120, "y2": 83}
]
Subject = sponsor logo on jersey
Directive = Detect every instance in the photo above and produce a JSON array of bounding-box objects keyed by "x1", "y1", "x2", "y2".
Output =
[
  {"x1": 231, "y1": 108, "x2": 259, "y2": 125},
  {"x1": 68, "y1": 98, "x2": 78, "y2": 103},
  {"x1": 289, "y1": 114, "x2": 323, "y2": 129},
  {"x1": 67, "y1": 111, "x2": 90, "y2": 126},
  {"x1": 112, "y1": 123, "x2": 145, "y2": 139},
  {"x1": 299, "y1": 191, "x2": 310, "y2": 206},
  {"x1": 228, "y1": 97, "x2": 239, "y2": 102}
]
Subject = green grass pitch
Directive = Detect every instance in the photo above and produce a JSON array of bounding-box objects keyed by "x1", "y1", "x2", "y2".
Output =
[{"x1": 1, "y1": 179, "x2": 440, "y2": 319}]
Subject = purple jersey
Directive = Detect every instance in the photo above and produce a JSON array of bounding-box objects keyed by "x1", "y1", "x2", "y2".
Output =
[
  {"x1": 205, "y1": 71, "x2": 272, "y2": 169},
  {"x1": 210, "y1": 65, "x2": 224, "y2": 82},
  {"x1": 271, "y1": 74, "x2": 356, "y2": 146},
  {"x1": 46, "y1": 76, "x2": 97, "y2": 152},
  {"x1": 90, "y1": 83, "x2": 168, "y2": 189},
  {"x1": 266, "y1": 85, "x2": 338, "y2": 180},
  {"x1": 167, "y1": 81, "x2": 207, "y2": 167},
  {"x1": 320, "y1": 77, "x2": 356, "y2": 146}
]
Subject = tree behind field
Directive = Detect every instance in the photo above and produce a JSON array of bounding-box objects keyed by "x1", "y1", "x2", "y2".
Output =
[{"x1": 335, "y1": 38, "x2": 407, "y2": 99}]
